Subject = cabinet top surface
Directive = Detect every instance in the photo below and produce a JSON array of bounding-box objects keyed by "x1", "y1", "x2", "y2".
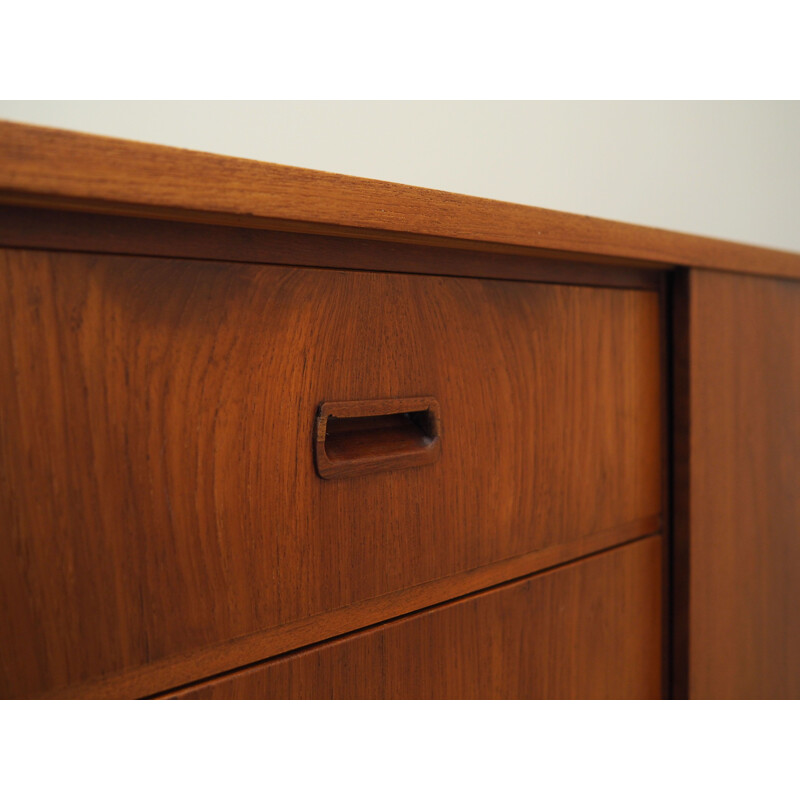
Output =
[{"x1": 1, "y1": 119, "x2": 799, "y2": 281}]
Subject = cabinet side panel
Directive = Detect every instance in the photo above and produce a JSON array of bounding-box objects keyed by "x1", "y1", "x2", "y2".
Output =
[{"x1": 680, "y1": 270, "x2": 800, "y2": 698}]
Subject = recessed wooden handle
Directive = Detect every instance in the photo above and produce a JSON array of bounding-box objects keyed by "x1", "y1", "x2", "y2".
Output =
[{"x1": 315, "y1": 397, "x2": 441, "y2": 479}]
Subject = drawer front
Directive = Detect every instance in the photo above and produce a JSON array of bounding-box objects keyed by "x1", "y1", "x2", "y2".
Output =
[
  {"x1": 0, "y1": 250, "x2": 661, "y2": 697},
  {"x1": 169, "y1": 537, "x2": 663, "y2": 699}
]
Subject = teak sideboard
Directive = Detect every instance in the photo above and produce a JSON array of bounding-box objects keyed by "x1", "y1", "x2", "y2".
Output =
[{"x1": 1, "y1": 121, "x2": 798, "y2": 700}]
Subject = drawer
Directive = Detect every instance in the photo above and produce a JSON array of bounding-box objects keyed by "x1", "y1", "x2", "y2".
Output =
[
  {"x1": 167, "y1": 536, "x2": 664, "y2": 699},
  {"x1": 0, "y1": 249, "x2": 662, "y2": 697}
]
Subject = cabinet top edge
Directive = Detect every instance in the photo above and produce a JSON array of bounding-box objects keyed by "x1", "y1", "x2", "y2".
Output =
[{"x1": 2, "y1": 119, "x2": 799, "y2": 281}]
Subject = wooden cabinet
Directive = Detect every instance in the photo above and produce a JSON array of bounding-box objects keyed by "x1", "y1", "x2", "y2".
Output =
[{"x1": 0, "y1": 120, "x2": 797, "y2": 699}]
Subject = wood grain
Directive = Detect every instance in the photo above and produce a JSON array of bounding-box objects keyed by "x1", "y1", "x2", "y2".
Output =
[
  {"x1": 1, "y1": 120, "x2": 799, "y2": 280},
  {"x1": 674, "y1": 269, "x2": 800, "y2": 699},
  {"x1": 0, "y1": 249, "x2": 662, "y2": 698},
  {"x1": 166, "y1": 536, "x2": 664, "y2": 699}
]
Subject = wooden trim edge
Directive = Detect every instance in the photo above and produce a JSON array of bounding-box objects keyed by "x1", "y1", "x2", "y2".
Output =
[
  {"x1": 0, "y1": 205, "x2": 665, "y2": 290},
  {"x1": 2, "y1": 120, "x2": 799, "y2": 281}
]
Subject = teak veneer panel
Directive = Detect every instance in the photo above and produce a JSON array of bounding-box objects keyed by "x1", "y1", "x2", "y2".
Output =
[
  {"x1": 167, "y1": 536, "x2": 664, "y2": 699},
  {"x1": 674, "y1": 270, "x2": 800, "y2": 699},
  {"x1": 1, "y1": 120, "x2": 800, "y2": 280},
  {"x1": 0, "y1": 249, "x2": 661, "y2": 698}
]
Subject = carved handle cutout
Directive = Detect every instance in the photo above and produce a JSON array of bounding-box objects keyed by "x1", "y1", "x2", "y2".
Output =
[{"x1": 315, "y1": 397, "x2": 441, "y2": 479}]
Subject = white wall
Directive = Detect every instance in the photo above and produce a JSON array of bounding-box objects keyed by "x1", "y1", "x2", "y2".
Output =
[{"x1": 2, "y1": 101, "x2": 799, "y2": 253}]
